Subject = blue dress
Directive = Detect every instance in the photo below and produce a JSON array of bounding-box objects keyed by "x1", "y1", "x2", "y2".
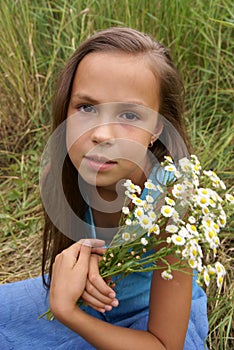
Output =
[
  {"x1": 0, "y1": 168, "x2": 209, "y2": 349},
  {"x1": 0, "y1": 273, "x2": 208, "y2": 350}
]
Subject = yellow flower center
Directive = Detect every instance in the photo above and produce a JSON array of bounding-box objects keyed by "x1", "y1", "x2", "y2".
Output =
[
  {"x1": 192, "y1": 249, "x2": 197, "y2": 256},
  {"x1": 205, "y1": 275, "x2": 210, "y2": 282},
  {"x1": 136, "y1": 209, "x2": 142, "y2": 217},
  {"x1": 189, "y1": 260, "x2": 195, "y2": 267},
  {"x1": 200, "y1": 198, "x2": 207, "y2": 204},
  {"x1": 208, "y1": 231, "x2": 215, "y2": 239},
  {"x1": 201, "y1": 189, "x2": 208, "y2": 195}
]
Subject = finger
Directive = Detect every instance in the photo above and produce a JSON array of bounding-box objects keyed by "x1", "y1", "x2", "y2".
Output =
[
  {"x1": 53, "y1": 242, "x2": 82, "y2": 268},
  {"x1": 63, "y1": 241, "x2": 82, "y2": 257},
  {"x1": 74, "y1": 244, "x2": 92, "y2": 271},
  {"x1": 88, "y1": 255, "x2": 116, "y2": 297},
  {"x1": 82, "y1": 286, "x2": 119, "y2": 312},
  {"x1": 78, "y1": 239, "x2": 105, "y2": 248},
  {"x1": 91, "y1": 247, "x2": 107, "y2": 255},
  {"x1": 82, "y1": 289, "x2": 115, "y2": 311},
  {"x1": 85, "y1": 279, "x2": 118, "y2": 305},
  {"x1": 80, "y1": 297, "x2": 106, "y2": 313}
]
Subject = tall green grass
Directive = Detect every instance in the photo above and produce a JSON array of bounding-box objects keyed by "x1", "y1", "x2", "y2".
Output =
[{"x1": 0, "y1": 1, "x2": 233, "y2": 349}]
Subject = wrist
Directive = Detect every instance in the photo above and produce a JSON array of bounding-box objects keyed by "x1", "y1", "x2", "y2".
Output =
[{"x1": 51, "y1": 302, "x2": 82, "y2": 324}]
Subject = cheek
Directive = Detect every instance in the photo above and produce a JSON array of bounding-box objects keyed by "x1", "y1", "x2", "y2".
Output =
[
  {"x1": 127, "y1": 131, "x2": 151, "y2": 147},
  {"x1": 66, "y1": 113, "x2": 95, "y2": 152},
  {"x1": 66, "y1": 133, "x2": 88, "y2": 170},
  {"x1": 116, "y1": 133, "x2": 150, "y2": 163}
]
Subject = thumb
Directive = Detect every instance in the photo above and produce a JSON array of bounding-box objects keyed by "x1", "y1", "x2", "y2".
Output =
[{"x1": 78, "y1": 239, "x2": 105, "y2": 248}]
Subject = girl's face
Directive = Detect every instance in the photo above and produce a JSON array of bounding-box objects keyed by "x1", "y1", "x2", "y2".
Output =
[{"x1": 66, "y1": 52, "x2": 160, "y2": 190}]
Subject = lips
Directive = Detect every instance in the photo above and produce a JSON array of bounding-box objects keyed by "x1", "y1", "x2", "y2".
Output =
[
  {"x1": 84, "y1": 155, "x2": 117, "y2": 172},
  {"x1": 85, "y1": 155, "x2": 116, "y2": 164}
]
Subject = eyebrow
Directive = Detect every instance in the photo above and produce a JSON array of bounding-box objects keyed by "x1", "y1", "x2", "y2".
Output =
[
  {"x1": 70, "y1": 93, "x2": 99, "y2": 104},
  {"x1": 70, "y1": 93, "x2": 148, "y2": 107}
]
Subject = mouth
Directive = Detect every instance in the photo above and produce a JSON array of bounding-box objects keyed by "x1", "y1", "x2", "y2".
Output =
[
  {"x1": 84, "y1": 155, "x2": 117, "y2": 171},
  {"x1": 85, "y1": 155, "x2": 117, "y2": 164}
]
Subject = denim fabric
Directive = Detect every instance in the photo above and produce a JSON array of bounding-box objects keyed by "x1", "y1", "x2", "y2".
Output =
[{"x1": 0, "y1": 274, "x2": 208, "y2": 349}]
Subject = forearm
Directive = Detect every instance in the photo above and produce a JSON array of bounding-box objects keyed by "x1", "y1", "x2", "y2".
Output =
[{"x1": 57, "y1": 308, "x2": 166, "y2": 350}]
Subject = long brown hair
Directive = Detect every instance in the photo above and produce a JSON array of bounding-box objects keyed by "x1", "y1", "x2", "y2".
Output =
[{"x1": 42, "y1": 27, "x2": 190, "y2": 288}]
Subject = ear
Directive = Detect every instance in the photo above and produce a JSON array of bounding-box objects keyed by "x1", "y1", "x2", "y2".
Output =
[{"x1": 151, "y1": 122, "x2": 163, "y2": 143}]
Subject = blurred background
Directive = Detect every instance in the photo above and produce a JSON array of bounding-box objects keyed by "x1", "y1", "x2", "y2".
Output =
[{"x1": 0, "y1": 1, "x2": 233, "y2": 348}]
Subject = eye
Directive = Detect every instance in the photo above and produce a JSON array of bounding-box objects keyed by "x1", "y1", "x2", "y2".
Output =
[
  {"x1": 119, "y1": 111, "x2": 140, "y2": 121},
  {"x1": 78, "y1": 104, "x2": 97, "y2": 113}
]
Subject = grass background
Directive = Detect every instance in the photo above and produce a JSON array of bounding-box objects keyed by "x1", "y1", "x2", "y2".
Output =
[{"x1": 0, "y1": 0, "x2": 233, "y2": 348}]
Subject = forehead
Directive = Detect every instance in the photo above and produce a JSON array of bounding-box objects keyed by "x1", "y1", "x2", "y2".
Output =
[{"x1": 70, "y1": 52, "x2": 160, "y2": 111}]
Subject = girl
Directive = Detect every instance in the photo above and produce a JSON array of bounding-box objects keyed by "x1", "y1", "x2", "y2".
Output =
[{"x1": 0, "y1": 28, "x2": 208, "y2": 350}]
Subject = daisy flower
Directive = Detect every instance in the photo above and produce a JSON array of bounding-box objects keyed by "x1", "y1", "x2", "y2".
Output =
[
  {"x1": 161, "y1": 205, "x2": 174, "y2": 217},
  {"x1": 124, "y1": 179, "x2": 140, "y2": 193},
  {"x1": 164, "y1": 155, "x2": 173, "y2": 163},
  {"x1": 156, "y1": 184, "x2": 164, "y2": 193},
  {"x1": 165, "y1": 197, "x2": 175, "y2": 206},
  {"x1": 217, "y1": 216, "x2": 226, "y2": 228},
  {"x1": 148, "y1": 224, "x2": 160, "y2": 235},
  {"x1": 198, "y1": 188, "x2": 210, "y2": 197},
  {"x1": 217, "y1": 274, "x2": 224, "y2": 289},
  {"x1": 122, "y1": 206, "x2": 130, "y2": 215},
  {"x1": 171, "y1": 234, "x2": 185, "y2": 246},
  {"x1": 207, "y1": 265, "x2": 216, "y2": 276},
  {"x1": 125, "y1": 218, "x2": 132, "y2": 226},
  {"x1": 166, "y1": 224, "x2": 178, "y2": 233},
  {"x1": 165, "y1": 164, "x2": 176, "y2": 172},
  {"x1": 202, "y1": 207, "x2": 210, "y2": 215},
  {"x1": 186, "y1": 223, "x2": 198, "y2": 236},
  {"x1": 215, "y1": 262, "x2": 226, "y2": 276},
  {"x1": 188, "y1": 259, "x2": 197, "y2": 269},
  {"x1": 125, "y1": 191, "x2": 137, "y2": 200},
  {"x1": 146, "y1": 195, "x2": 154, "y2": 203},
  {"x1": 178, "y1": 226, "x2": 190, "y2": 238},
  {"x1": 161, "y1": 270, "x2": 173, "y2": 280},
  {"x1": 132, "y1": 197, "x2": 145, "y2": 206},
  {"x1": 148, "y1": 210, "x2": 157, "y2": 221},
  {"x1": 172, "y1": 184, "x2": 184, "y2": 198},
  {"x1": 144, "y1": 179, "x2": 157, "y2": 191},
  {"x1": 203, "y1": 269, "x2": 210, "y2": 287},
  {"x1": 225, "y1": 193, "x2": 234, "y2": 204},
  {"x1": 179, "y1": 157, "x2": 191, "y2": 172},
  {"x1": 134, "y1": 207, "x2": 144, "y2": 219},
  {"x1": 141, "y1": 237, "x2": 148, "y2": 246},
  {"x1": 188, "y1": 216, "x2": 196, "y2": 224},
  {"x1": 172, "y1": 210, "x2": 180, "y2": 222},
  {"x1": 122, "y1": 232, "x2": 131, "y2": 241},
  {"x1": 139, "y1": 215, "x2": 153, "y2": 230},
  {"x1": 196, "y1": 195, "x2": 210, "y2": 208}
]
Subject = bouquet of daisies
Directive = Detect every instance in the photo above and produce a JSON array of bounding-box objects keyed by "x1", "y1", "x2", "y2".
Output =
[
  {"x1": 98, "y1": 155, "x2": 232, "y2": 288},
  {"x1": 41, "y1": 155, "x2": 233, "y2": 320}
]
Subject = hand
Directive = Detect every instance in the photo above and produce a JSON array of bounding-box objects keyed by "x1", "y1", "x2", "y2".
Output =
[
  {"x1": 81, "y1": 253, "x2": 119, "y2": 313},
  {"x1": 49, "y1": 239, "x2": 104, "y2": 319}
]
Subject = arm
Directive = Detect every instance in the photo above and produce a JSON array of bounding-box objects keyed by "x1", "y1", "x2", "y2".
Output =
[{"x1": 50, "y1": 242, "x2": 192, "y2": 350}]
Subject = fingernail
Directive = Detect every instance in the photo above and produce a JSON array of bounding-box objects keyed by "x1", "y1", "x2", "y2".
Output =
[
  {"x1": 108, "y1": 292, "x2": 116, "y2": 298},
  {"x1": 111, "y1": 299, "x2": 119, "y2": 307},
  {"x1": 104, "y1": 305, "x2": 112, "y2": 311},
  {"x1": 82, "y1": 239, "x2": 92, "y2": 247}
]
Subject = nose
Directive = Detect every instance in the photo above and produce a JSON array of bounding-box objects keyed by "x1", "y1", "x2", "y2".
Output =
[{"x1": 91, "y1": 122, "x2": 115, "y2": 146}]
